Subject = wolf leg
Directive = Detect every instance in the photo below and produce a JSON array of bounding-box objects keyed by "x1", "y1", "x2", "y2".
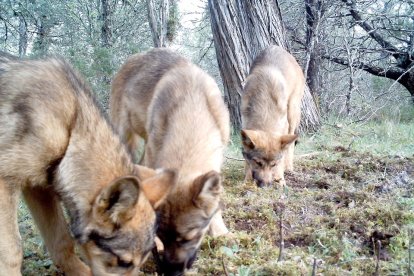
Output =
[
  {"x1": 244, "y1": 161, "x2": 252, "y2": 182},
  {"x1": 286, "y1": 99, "x2": 301, "y2": 171},
  {"x1": 208, "y1": 210, "x2": 229, "y2": 237},
  {"x1": 22, "y1": 186, "x2": 91, "y2": 276},
  {"x1": 284, "y1": 143, "x2": 295, "y2": 172},
  {"x1": 0, "y1": 178, "x2": 22, "y2": 276}
]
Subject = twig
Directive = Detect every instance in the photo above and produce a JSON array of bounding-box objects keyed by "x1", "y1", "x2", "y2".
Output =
[
  {"x1": 198, "y1": 38, "x2": 214, "y2": 63},
  {"x1": 277, "y1": 201, "x2": 285, "y2": 262},
  {"x1": 311, "y1": 257, "x2": 317, "y2": 276},
  {"x1": 294, "y1": 152, "x2": 321, "y2": 159},
  {"x1": 409, "y1": 229, "x2": 413, "y2": 276},
  {"x1": 374, "y1": 239, "x2": 381, "y2": 276},
  {"x1": 222, "y1": 255, "x2": 229, "y2": 276},
  {"x1": 225, "y1": 155, "x2": 244, "y2": 161},
  {"x1": 347, "y1": 136, "x2": 355, "y2": 151}
]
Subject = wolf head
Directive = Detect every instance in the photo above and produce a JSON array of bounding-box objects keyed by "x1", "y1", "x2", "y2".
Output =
[
  {"x1": 241, "y1": 129, "x2": 297, "y2": 187},
  {"x1": 79, "y1": 166, "x2": 176, "y2": 275},
  {"x1": 154, "y1": 170, "x2": 222, "y2": 276}
]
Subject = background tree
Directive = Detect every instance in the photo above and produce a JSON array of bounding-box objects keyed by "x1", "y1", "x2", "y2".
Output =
[
  {"x1": 282, "y1": 0, "x2": 414, "y2": 120},
  {"x1": 146, "y1": 0, "x2": 179, "y2": 47},
  {"x1": 324, "y1": 0, "x2": 414, "y2": 104},
  {"x1": 208, "y1": 0, "x2": 321, "y2": 132},
  {"x1": 303, "y1": 0, "x2": 326, "y2": 103}
]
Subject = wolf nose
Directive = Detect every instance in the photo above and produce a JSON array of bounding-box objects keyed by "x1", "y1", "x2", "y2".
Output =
[{"x1": 255, "y1": 179, "x2": 265, "y2": 188}]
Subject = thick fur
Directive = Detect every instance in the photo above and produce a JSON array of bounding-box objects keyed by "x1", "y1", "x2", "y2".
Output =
[
  {"x1": 0, "y1": 57, "x2": 176, "y2": 276},
  {"x1": 241, "y1": 46, "x2": 305, "y2": 187},
  {"x1": 111, "y1": 48, "x2": 230, "y2": 275}
]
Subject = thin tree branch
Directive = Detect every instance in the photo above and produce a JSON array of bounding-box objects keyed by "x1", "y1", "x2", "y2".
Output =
[
  {"x1": 322, "y1": 54, "x2": 404, "y2": 80},
  {"x1": 341, "y1": 0, "x2": 406, "y2": 64}
]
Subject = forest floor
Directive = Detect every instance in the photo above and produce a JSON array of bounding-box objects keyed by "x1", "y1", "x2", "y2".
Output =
[{"x1": 19, "y1": 120, "x2": 414, "y2": 275}]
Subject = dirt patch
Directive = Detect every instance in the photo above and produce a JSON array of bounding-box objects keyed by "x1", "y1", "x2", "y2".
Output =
[
  {"x1": 284, "y1": 233, "x2": 313, "y2": 248},
  {"x1": 234, "y1": 218, "x2": 268, "y2": 233}
]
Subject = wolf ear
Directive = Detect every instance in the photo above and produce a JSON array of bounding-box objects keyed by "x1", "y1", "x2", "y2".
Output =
[
  {"x1": 241, "y1": 129, "x2": 257, "y2": 150},
  {"x1": 139, "y1": 168, "x2": 177, "y2": 209},
  {"x1": 192, "y1": 171, "x2": 222, "y2": 215},
  {"x1": 280, "y1": 134, "x2": 298, "y2": 149},
  {"x1": 94, "y1": 176, "x2": 140, "y2": 225},
  {"x1": 134, "y1": 164, "x2": 157, "y2": 180}
]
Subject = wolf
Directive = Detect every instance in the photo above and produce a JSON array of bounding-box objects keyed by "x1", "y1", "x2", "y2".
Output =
[
  {"x1": 0, "y1": 57, "x2": 177, "y2": 276},
  {"x1": 110, "y1": 48, "x2": 230, "y2": 275},
  {"x1": 241, "y1": 46, "x2": 305, "y2": 187}
]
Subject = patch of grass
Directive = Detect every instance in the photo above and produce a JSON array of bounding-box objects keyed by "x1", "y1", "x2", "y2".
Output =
[
  {"x1": 18, "y1": 120, "x2": 413, "y2": 275},
  {"x1": 298, "y1": 118, "x2": 414, "y2": 157}
]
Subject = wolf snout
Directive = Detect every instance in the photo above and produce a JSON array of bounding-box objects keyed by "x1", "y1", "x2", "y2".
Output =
[{"x1": 252, "y1": 171, "x2": 272, "y2": 187}]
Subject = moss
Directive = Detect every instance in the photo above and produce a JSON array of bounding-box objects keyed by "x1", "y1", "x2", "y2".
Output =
[{"x1": 19, "y1": 121, "x2": 413, "y2": 275}]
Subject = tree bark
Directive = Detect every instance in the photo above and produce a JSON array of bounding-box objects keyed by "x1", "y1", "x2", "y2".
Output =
[
  {"x1": 304, "y1": 0, "x2": 324, "y2": 102},
  {"x1": 324, "y1": 55, "x2": 414, "y2": 104},
  {"x1": 326, "y1": 0, "x2": 414, "y2": 104},
  {"x1": 18, "y1": 14, "x2": 27, "y2": 58},
  {"x1": 101, "y1": 0, "x2": 112, "y2": 48},
  {"x1": 32, "y1": 15, "x2": 51, "y2": 57},
  {"x1": 147, "y1": 0, "x2": 169, "y2": 47},
  {"x1": 208, "y1": 0, "x2": 320, "y2": 132},
  {"x1": 98, "y1": 0, "x2": 113, "y2": 109}
]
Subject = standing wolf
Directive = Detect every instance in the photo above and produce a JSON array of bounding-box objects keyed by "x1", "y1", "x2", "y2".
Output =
[
  {"x1": 241, "y1": 46, "x2": 305, "y2": 187},
  {"x1": 0, "y1": 57, "x2": 177, "y2": 275},
  {"x1": 111, "y1": 48, "x2": 230, "y2": 275}
]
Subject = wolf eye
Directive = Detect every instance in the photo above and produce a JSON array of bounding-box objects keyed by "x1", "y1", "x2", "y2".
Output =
[
  {"x1": 254, "y1": 159, "x2": 264, "y2": 167},
  {"x1": 176, "y1": 237, "x2": 189, "y2": 245},
  {"x1": 270, "y1": 162, "x2": 276, "y2": 167},
  {"x1": 117, "y1": 258, "x2": 133, "y2": 269}
]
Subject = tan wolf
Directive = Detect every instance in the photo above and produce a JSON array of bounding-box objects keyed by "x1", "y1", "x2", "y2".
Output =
[
  {"x1": 241, "y1": 46, "x2": 305, "y2": 187},
  {"x1": 0, "y1": 57, "x2": 177, "y2": 276},
  {"x1": 111, "y1": 48, "x2": 230, "y2": 275}
]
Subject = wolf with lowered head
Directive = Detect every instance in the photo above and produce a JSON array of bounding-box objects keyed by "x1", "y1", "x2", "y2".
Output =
[
  {"x1": 0, "y1": 57, "x2": 176, "y2": 276},
  {"x1": 241, "y1": 46, "x2": 305, "y2": 187},
  {"x1": 111, "y1": 48, "x2": 230, "y2": 275}
]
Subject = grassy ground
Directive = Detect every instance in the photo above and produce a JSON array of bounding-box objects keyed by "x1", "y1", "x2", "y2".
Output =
[{"x1": 19, "y1": 121, "x2": 414, "y2": 275}]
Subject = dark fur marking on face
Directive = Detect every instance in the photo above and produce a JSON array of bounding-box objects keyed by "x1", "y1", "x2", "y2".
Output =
[
  {"x1": 89, "y1": 230, "x2": 137, "y2": 263},
  {"x1": 242, "y1": 150, "x2": 254, "y2": 161},
  {"x1": 89, "y1": 226, "x2": 155, "y2": 257},
  {"x1": 243, "y1": 148, "x2": 282, "y2": 165}
]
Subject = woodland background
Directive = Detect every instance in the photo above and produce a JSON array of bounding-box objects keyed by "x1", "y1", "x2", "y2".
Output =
[
  {"x1": 1, "y1": 0, "x2": 413, "y2": 130},
  {"x1": 1, "y1": 0, "x2": 413, "y2": 275}
]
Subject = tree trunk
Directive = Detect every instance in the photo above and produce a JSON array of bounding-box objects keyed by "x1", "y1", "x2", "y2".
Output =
[
  {"x1": 18, "y1": 14, "x2": 27, "y2": 58},
  {"x1": 32, "y1": 15, "x2": 51, "y2": 57},
  {"x1": 98, "y1": 0, "x2": 113, "y2": 109},
  {"x1": 101, "y1": 0, "x2": 112, "y2": 48},
  {"x1": 304, "y1": 0, "x2": 323, "y2": 103},
  {"x1": 400, "y1": 73, "x2": 414, "y2": 104},
  {"x1": 208, "y1": 0, "x2": 320, "y2": 133},
  {"x1": 147, "y1": 0, "x2": 169, "y2": 47}
]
